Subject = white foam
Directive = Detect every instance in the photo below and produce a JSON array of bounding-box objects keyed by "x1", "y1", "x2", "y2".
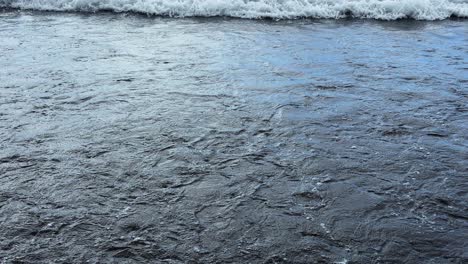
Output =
[{"x1": 1, "y1": 0, "x2": 467, "y2": 20}]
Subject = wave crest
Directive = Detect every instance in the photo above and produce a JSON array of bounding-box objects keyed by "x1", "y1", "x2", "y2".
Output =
[{"x1": 1, "y1": 0, "x2": 467, "y2": 20}]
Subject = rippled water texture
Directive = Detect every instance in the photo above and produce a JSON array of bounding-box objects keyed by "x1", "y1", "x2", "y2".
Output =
[{"x1": 0, "y1": 10, "x2": 467, "y2": 263}]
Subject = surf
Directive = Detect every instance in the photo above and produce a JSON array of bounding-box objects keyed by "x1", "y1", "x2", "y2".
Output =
[{"x1": 1, "y1": 0, "x2": 467, "y2": 20}]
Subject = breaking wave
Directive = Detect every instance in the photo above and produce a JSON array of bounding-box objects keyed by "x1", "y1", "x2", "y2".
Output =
[{"x1": 1, "y1": 0, "x2": 467, "y2": 20}]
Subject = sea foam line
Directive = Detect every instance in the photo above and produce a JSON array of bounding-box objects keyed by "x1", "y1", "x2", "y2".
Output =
[{"x1": 1, "y1": 0, "x2": 467, "y2": 20}]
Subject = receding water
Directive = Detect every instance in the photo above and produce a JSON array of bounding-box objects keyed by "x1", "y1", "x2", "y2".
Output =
[{"x1": 0, "y1": 10, "x2": 467, "y2": 263}]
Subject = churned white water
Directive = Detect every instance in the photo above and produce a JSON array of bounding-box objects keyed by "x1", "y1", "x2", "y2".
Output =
[{"x1": 0, "y1": 0, "x2": 467, "y2": 20}]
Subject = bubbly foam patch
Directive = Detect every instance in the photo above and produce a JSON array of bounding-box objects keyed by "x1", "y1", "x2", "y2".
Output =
[{"x1": 1, "y1": 0, "x2": 467, "y2": 20}]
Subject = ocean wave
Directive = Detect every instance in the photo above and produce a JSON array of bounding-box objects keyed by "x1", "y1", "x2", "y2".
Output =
[{"x1": 1, "y1": 0, "x2": 467, "y2": 20}]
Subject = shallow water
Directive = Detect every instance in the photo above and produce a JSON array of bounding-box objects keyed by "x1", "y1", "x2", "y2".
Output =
[{"x1": 0, "y1": 10, "x2": 467, "y2": 263}]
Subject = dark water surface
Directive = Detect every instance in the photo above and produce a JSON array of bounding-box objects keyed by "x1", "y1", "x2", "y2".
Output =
[{"x1": 0, "y1": 10, "x2": 467, "y2": 263}]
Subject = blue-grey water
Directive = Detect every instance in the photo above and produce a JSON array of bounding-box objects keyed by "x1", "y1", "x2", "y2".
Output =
[{"x1": 0, "y1": 10, "x2": 467, "y2": 263}]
